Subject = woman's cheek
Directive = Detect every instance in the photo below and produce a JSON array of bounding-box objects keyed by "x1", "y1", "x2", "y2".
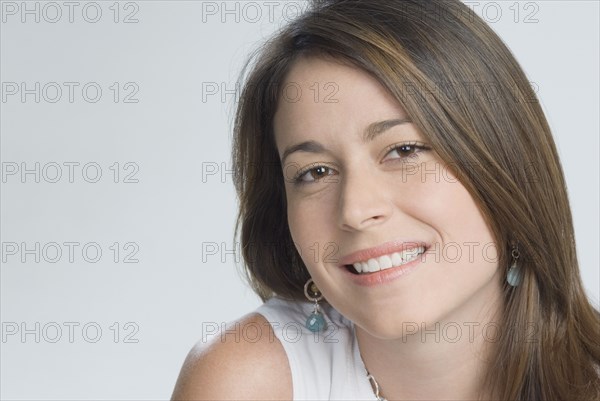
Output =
[
  {"x1": 287, "y1": 194, "x2": 334, "y2": 266},
  {"x1": 287, "y1": 199, "x2": 313, "y2": 263}
]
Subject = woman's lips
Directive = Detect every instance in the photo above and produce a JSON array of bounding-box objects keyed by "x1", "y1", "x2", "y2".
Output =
[
  {"x1": 348, "y1": 246, "x2": 426, "y2": 274},
  {"x1": 337, "y1": 240, "x2": 430, "y2": 287},
  {"x1": 338, "y1": 239, "x2": 430, "y2": 266}
]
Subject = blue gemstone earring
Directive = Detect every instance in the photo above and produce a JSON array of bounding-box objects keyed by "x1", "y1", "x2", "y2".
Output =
[
  {"x1": 304, "y1": 278, "x2": 326, "y2": 332},
  {"x1": 506, "y1": 244, "x2": 522, "y2": 287}
]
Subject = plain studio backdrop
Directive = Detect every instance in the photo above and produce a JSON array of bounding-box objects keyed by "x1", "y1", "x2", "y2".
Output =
[{"x1": 0, "y1": 1, "x2": 598, "y2": 399}]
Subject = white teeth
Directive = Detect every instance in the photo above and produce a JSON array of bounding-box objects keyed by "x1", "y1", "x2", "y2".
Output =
[
  {"x1": 379, "y1": 255, "x2": 393, "y2": 269},
  {"x1": 391, "y1": 252, "x2": 402, "y2": 266},
  {"x1": 350, "y1": 246, "x2": 425, "y2": 274},
  {"x1": 367, "y1": 259, "x2": 379, "y2": 272}
]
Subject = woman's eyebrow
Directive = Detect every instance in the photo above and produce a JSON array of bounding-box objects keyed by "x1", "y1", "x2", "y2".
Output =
[
  {"x1": 280, "y1": 140, "x2": 327, "y2": 165},
  {"x1": 363, "y1": 118, "x2": 412, "y2": 142},
  {"x1": 280, "y1": 118, "x2": 412, "y2": 164}
]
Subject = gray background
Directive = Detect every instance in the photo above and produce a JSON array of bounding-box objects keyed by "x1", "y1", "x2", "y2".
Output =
[{"x1": 1, "y1": 1, "x2": 598, "y2": 399}]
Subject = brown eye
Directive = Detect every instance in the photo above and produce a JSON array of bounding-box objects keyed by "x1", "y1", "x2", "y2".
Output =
[
  {"x1": 296, "y1": 165, "x2": 336, "y2": 183},
  {"x1": 397, "y1": 144, "x2": 417, "y2": 156},
  {"x1": 309, "y1": 166, "x2": 328, "y2": 179},
  {"x1": 382, "y1": 142, "x2": 430, "y2": 163}
]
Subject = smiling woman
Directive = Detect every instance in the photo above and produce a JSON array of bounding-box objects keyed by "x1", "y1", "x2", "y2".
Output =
[
  {"x1": 274, "y1": 57, "x2": 502, "y2": 346},
  {"x1": 172, "y1": 1, "x2": 600, "y2": 400}
]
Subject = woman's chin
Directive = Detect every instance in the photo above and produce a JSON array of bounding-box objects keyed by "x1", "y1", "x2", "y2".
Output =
[{"x1": 354, "y1": 311, "x2": 441, "y2": 341}]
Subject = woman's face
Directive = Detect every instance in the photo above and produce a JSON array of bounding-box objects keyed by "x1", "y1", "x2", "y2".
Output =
[{"x1": 273, "y1": 56, "x2": 503, "y2": 338}]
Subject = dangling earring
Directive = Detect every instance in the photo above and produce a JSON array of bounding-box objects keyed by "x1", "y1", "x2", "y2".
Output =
[
  {"x1": 506, "y1": 244, "x2": 522, "y2": 287},
  {"x1": 304, "y1": 278, "x2": 326, "y2": 332}
]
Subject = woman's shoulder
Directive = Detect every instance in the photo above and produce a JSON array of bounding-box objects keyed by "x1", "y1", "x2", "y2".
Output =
[{"x1": 171, "y1": 312, "x2": 293, "y2": 401}]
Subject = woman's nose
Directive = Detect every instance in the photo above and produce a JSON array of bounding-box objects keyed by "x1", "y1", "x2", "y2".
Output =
[{"x1": 337, "y1": 168, "x2": 392, "y2": 232}]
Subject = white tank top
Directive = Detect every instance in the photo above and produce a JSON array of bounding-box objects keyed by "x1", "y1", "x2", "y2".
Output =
[{"x1": 254, "y1": 296, "x2": 378, "y2": 400}]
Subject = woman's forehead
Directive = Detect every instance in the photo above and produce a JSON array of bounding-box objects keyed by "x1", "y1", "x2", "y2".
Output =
[{"x1": 273, "y1": 57, "x2": 408, "y2": 138}]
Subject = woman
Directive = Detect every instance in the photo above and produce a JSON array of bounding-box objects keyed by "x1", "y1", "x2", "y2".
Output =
[{"x1": 172, "y1": 1, "x2": 600, "y2": 399}]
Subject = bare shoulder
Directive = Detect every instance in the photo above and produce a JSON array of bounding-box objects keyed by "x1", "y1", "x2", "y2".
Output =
[{"x1": 171, "y1": 312, "x2": 293, "y2": 401}]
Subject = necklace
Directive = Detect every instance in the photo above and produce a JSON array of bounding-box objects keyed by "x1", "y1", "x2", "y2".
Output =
[{"x1": 367, "y1": 371, "x2": 388, "y2": 401}]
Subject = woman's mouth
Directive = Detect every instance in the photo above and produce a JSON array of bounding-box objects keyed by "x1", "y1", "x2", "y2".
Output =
[
  {"x1": 344, "y1": 246, "x2": 426, "y2": 275},
  {"x1": 337, "y1": 240, "x2": 430, "y2": 286}
]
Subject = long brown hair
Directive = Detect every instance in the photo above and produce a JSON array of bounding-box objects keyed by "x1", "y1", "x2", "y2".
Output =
[{"x1": 231, "y1": 0, "x2": 600, "y2": 399}]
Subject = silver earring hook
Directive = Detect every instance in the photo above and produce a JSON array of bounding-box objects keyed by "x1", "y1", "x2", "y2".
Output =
[{"x1": 304, "y1": 278, "x2": 324, "y2": 302}]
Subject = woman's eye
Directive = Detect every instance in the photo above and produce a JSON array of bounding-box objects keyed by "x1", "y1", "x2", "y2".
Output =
[
  {"x1": 383, "y1": 142, "x2": 429, "y2": 162},
  {"x1": 295, "y1": 165, "x2": 336, "y2": 183}
]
